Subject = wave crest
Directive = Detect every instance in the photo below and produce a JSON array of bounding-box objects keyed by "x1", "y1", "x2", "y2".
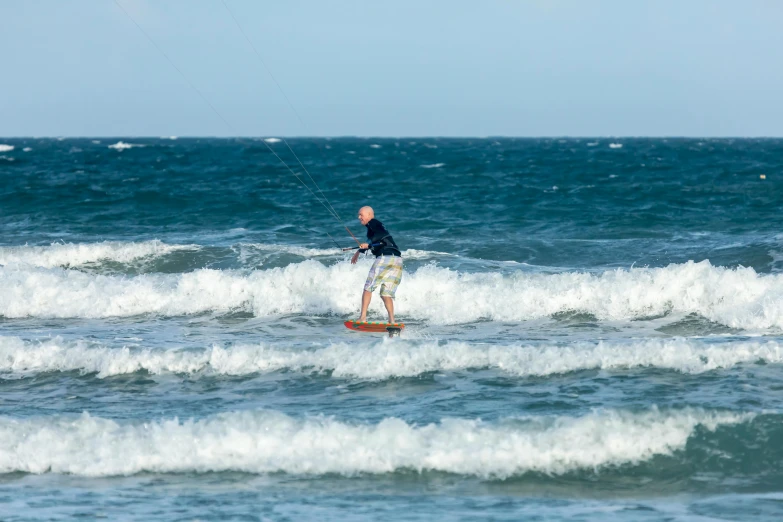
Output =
[
  {"x1": 0, "y1": 241, "x2": 196, "y2": 269},
  {"x1": 108, "y1": 141, "x2": 143, "y2": 150},
  {"x1": 1, "y1": 336, "x2": 780, "y2": 379},
  {"x1": 1, "y1": 260, "x2": 782, "y2": 329},
  {"x1": 0, "y1": 408, "x2": 749, "y2": 477}
]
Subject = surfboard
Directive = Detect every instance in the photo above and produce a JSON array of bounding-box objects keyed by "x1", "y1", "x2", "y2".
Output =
[{"x1": 344, "y1": 320, "x2": 405, "y2": 334}]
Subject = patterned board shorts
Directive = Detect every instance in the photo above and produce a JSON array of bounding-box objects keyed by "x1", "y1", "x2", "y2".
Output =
[{"x1": 364, "y1": 255, "x2": 403, "y2": 298}]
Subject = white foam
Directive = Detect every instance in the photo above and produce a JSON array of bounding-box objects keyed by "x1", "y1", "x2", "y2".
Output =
[
  {"x1": 237, "y1": 244, "x2": 450, "y2": 261},
  {"x1": 22, "y1": 147, "x2": 32, "y2": 152},
  {"x1": 264, "y1": 138, "x2": 281, "y2": 143},
  {"x1": 3, "y1": 260, "x2": 783, "y2": 328},
  {"x1": 0, "y1": 145, "x2": 14, "y2": 152},
  {"x1": 0, "y1": 241, "x2": 451, "y2": 272},
  {"x1": 370, "y1": 144, "x2": 381, "y2": 149},
  {"x1": 1, "y1": 336, "x2": 780, "y2": 379},
  {"x1": 399, "y1": 248, "x2": 453, "y2": 260},
  {"x1": 420, "y1": 163, "x2": 445, "y2": 169},
  {"x1": 403, "y1": 259, "x2": 783, "y2": 327},
  {"x1": 237, "y1": 243, "x2": 341, "y2": 258},
  {"x1": 0, "y1": 408, "x2": 748, "y2": 477},
  {"x1": 108, "y1": 141, "x2": 142, "y2": 151},
  {"x1": 609, "y1": 143, "x2": 623, "y2": 149},
  {"x1": 0, "y1": 241, "x2": 196, "y2": 269}
]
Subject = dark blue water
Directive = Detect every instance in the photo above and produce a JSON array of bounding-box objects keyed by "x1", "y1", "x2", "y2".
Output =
[{"x1": 1, "y1": 137, "x2": 782, "y2": 521}]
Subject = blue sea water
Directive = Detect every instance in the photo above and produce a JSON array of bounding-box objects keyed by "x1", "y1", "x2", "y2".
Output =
[{"x1": 0, "y1": 137, "x2": 782, "y2": 521}]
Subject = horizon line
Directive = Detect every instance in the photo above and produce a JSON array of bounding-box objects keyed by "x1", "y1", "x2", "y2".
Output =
[{"x1": 2, "y1": 135, "x2": 783, "y2": 140}]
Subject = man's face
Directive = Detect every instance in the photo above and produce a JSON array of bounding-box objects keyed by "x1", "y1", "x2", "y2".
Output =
[{"x1": 358, "y1": 208, "x2": 372, "y2": 225}]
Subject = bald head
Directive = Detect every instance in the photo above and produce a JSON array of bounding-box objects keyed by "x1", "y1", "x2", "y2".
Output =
[{"x1": 358, "y1": 206, "x2": 374, "y2": 225}]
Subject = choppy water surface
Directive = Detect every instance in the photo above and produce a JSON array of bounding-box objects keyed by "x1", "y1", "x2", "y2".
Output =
[{"x1": 1, "y1": 137, "x2": 782, "y2": 521}]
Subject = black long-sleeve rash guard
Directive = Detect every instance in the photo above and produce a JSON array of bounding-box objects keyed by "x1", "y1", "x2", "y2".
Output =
[{"x1": 362, "y1": 218, "x2": 402, "y2": 257}]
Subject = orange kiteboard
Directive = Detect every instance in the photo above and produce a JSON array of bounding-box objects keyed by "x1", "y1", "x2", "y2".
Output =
[{"x1": 344, "y1": 320, "x2": 405, "y2": 334}]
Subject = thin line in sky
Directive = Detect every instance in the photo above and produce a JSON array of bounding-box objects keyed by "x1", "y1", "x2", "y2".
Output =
[
  {"x1": 220, "y1": 0, "x2": 343, "y2": 222},
  {"x1": 113, "y1": 0, "x2": 351, "y2": 231},
  {"x1": 220, "y1": 0, "x2": 307, "y2": 129},
  {"x1": 113, "y1": 0, "x2": 232, "y2": 130}
]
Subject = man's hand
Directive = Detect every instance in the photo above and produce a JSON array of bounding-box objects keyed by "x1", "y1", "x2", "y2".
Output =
[{"x1": 351, "y1": 244, "x2": 369, "y2": 264}]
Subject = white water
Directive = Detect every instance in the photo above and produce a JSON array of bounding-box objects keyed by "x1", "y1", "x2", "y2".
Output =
[
  {"x1": 108, "y1": 141, "x2": 143, "y2": 150},
  {"x1": 1, "y1": 336, "x2": 779, "y2": 379},
  {"x1": 0, "y1": 240, "x2": 449, "y2": 270},
  {"x1": 235, "y1": 244, "x2": 449, "y2": 261},
  {"x1": 0, "y1": 241, "x2": 196, "y2": 269},
  {"x1": 2, "y1": 259, "x2": 783, "y2": 329},
  {"x1": 0, "y1": 408, "x2": 748, "y2": 478}
]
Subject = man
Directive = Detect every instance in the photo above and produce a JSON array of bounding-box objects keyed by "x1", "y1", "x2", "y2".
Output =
[{"x1": 350, "y1": 206, "x2": 402, "y2": 323}]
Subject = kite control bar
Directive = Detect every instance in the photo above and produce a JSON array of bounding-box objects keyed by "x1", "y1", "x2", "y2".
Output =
[{"x1": 342, "y1": 242, "x2": 382, "y2": 252}]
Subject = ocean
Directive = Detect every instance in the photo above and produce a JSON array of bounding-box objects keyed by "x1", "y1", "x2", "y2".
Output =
[{"x1": 0, "y1": 137, "x2": 782, "y2": 521}]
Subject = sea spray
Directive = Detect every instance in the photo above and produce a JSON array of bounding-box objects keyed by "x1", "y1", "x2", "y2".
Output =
[
  {"x1": 2, "y1": 260, "x2": 783, "y2": 329},
  {"x1": 1, "y1": 336, "x2": 780, "y2": 379},
  {"x1": 0, "y1": 408, "x2": 751, "y2": 477}
]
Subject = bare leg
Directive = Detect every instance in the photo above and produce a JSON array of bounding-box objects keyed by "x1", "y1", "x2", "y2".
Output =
[
  {"x1": 358, "y1": 290, "x2": 372, "y2": 321},
  {"x1": 381, "y1": 296, "x2": 395, "y2": 323}
]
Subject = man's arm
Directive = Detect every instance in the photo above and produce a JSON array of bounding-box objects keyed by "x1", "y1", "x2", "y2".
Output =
[
  {"x1": 351, "y1": 244, "x2": 369, "y2": 264},
  {"x1": 366, "y1": 220, "x2": 390, "y2": 244}
]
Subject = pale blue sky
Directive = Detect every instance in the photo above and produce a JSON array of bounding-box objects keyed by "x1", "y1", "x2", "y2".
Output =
[{"x1": 1, "y1": 0, "x2": 782, "y2": 137}]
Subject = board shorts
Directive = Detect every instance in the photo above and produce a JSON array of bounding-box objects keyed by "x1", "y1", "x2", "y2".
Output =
[{"x1": 364, "y1": 255, "x2": 403, "y2": 298}]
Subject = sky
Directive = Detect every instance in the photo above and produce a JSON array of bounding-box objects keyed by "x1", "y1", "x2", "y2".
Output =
[{"x1": 1, "y1": 0, "x2": 782, "y2": 137}]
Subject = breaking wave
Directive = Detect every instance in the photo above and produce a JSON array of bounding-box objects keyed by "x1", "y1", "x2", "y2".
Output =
[
  {"x1": 1, "y1": 336, "x2": 780, "y2": 379},
  {"x1": 1, "y1": 259, "x2": 783, "y2": 329},
  {"x1": 108, "y1": 141, "x2": 143, "y2": 150},
  {"x1": 232, "y1": 244, "x2": 449, "y2": 262},
  {"x1": 0, "y1": 241, "x2": 196, "y2": 269},
  {"x1": 0, "y1": 408, "x2": 750, "y2": 478},
  {"x1": 0, "y1": 241, "x2": 450, "y2": 272}
]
